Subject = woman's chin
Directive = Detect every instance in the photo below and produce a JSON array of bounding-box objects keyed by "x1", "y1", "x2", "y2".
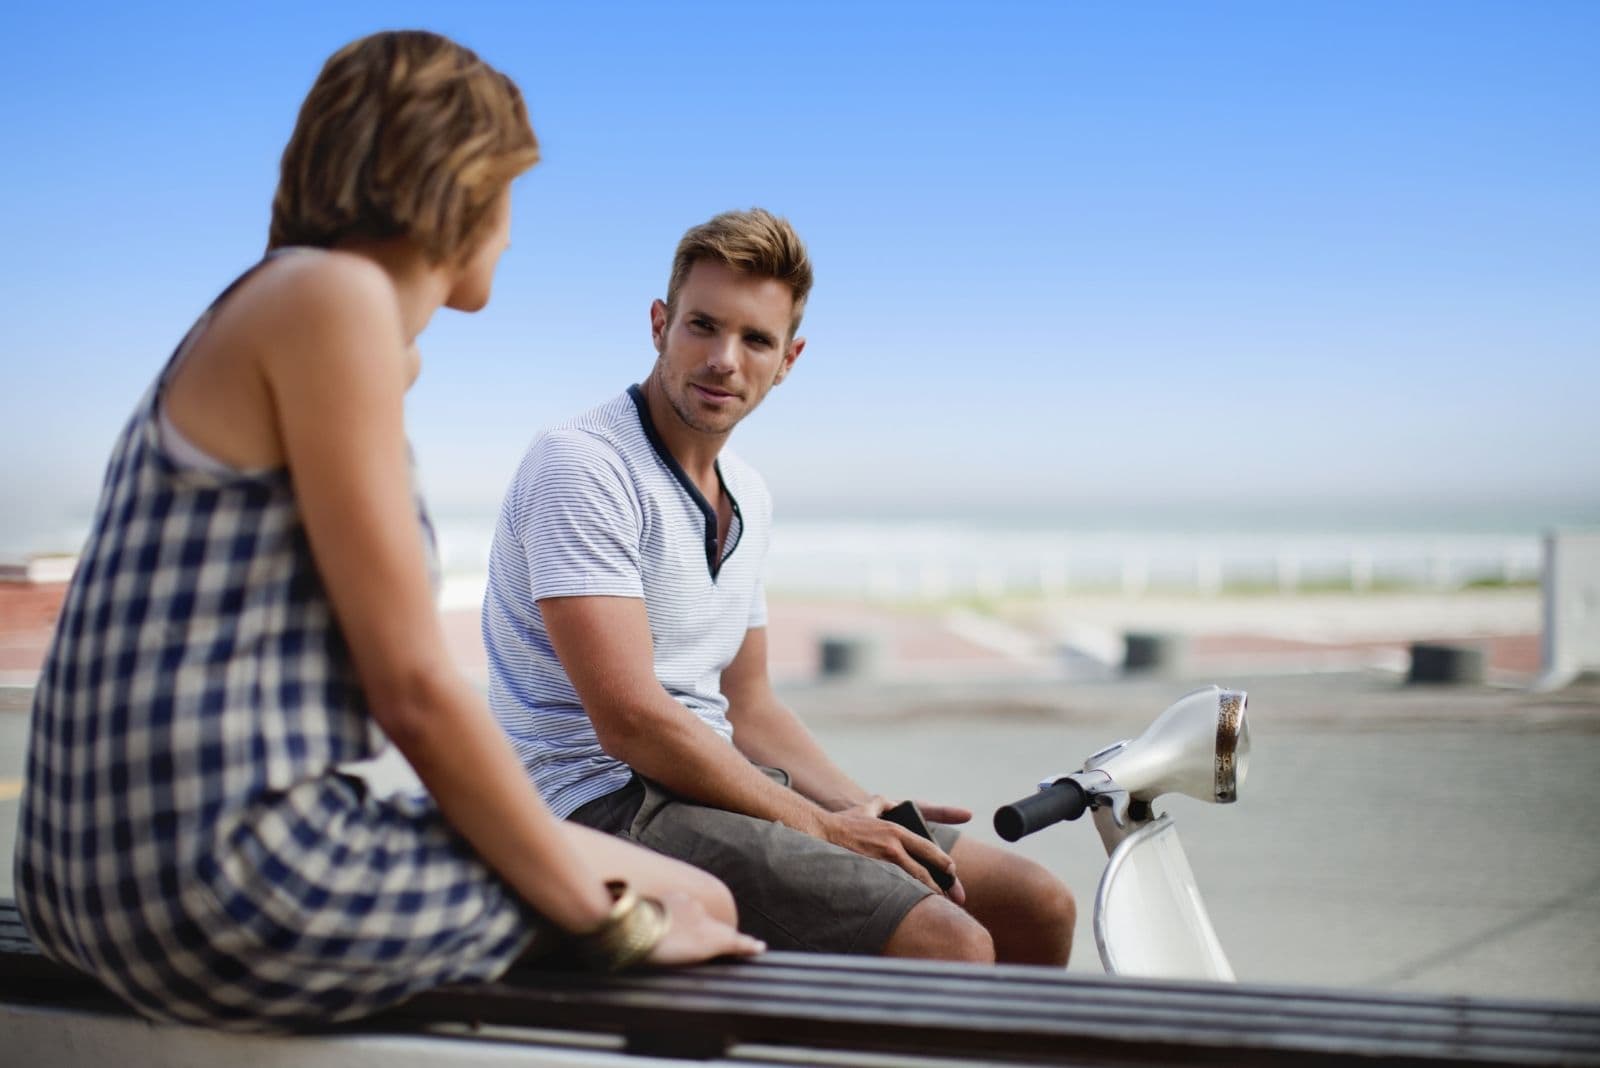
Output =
[{"x1": 445, "y1": 286, "x2": 492, "y2": 313}]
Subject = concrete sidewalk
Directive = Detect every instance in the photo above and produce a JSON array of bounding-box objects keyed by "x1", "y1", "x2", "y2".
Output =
[{"x1": 761, "y1": 588, "x2": 1544, "y2": 683}]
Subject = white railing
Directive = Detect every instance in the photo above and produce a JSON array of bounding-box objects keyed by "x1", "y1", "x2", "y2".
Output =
[
  {"x1": 423, "y1": 517, "x2": 1545, "y2": 602},
  {"x1": 757, "y1": 525, "x2": 1544, "y2": 601}
]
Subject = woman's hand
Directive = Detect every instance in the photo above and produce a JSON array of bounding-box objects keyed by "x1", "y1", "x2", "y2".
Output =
[{"x1": 645, "y1": 891, "x2": 765, "y2": 966}]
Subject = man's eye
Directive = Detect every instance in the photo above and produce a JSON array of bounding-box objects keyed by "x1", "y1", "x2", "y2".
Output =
[
  {"x1": 745, "y1": 334, "x2": 772, "y2": 348},
  {"x1": 689, "y1": 318, "x2": 713, "y2": 332}
]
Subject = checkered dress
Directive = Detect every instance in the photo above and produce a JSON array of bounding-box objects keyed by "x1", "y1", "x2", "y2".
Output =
[{"x1": 12, "y1": 266, "x2": 535, "y2": 1030}]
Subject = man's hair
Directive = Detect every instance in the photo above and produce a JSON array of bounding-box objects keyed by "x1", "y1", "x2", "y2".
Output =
[
  {"x1": 269, "y1": 30, "x2": 540, "y2": 263},
  {"x1": 666, "y1": 209, "x2": 813, "y2": 336}
]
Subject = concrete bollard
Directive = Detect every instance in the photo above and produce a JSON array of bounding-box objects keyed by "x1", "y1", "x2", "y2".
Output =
[
  {"x1": 1123, "y1": 632, "x2": 1186, "y2": 676},
  {"x1": 1537, "y1": 529, "x2": 1600, "y2": 692},
  {"x1": 1407, "y1": 642, "x2": 1486, "y2": 685},
  {"x1": 819, "y1": 634, "x2": 883, "y2": 679}
]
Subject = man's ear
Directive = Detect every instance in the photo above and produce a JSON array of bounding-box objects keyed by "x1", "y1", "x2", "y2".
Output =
[
  {"x1": 650, "y1": 299, "x2": 669, "y2": 352},
  {"x1": 774, "y1": 336, "x2": 805, "y2": 385}
]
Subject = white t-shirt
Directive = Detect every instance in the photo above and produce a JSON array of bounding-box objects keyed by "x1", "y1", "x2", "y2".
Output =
[{"x1": 483, "y1": 386, "x2": 770, "y2": 818}]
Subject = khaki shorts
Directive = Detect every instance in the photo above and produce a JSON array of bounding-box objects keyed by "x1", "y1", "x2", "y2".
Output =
[{"x1": 569, "y1": 767, "x2": 960, "y2": 954}]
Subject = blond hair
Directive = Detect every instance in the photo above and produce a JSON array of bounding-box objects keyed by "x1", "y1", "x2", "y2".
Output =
[
  {"x1": 666, "y1": 209, "x2": 813, "y2": 335},
  {"x1": 269, "y1": 31, "x2": 539, "y2": 262}
]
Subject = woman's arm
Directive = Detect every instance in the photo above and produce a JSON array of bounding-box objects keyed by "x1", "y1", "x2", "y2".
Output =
[
  {"x1": 253, "y1": 255, "x2": 613, "y2": 931},
  {"x1": 225, "y1": 253, "x2": 754, "y2": 961}
]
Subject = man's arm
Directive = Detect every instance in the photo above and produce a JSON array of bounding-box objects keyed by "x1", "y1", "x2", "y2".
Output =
[
  {"x1": 540, "y1": 596, "x2": 960, "y2": 896},
  {"x1": 541, "y1": 595, "x2": 825, "y2": 828},
  {"x1": 723, "y1": 626, "x2": 973, "y2": 874},
  {"x1": 721, "y1": 626, "x2": 869, "y2": 812}
]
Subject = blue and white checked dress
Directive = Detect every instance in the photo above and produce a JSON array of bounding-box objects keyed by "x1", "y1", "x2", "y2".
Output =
[{"x1": 13, "y1": 261, "x2": 534, "y2": 1030}]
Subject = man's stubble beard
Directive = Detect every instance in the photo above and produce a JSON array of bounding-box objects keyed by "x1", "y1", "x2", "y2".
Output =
[{"x1": 656, "y1": 355, "x2": 750, "y2": 437}]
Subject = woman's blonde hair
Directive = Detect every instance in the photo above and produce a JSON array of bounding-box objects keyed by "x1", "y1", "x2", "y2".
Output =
[{"x1": 269, "y1": 31, "x2": 540, "y2": 262}]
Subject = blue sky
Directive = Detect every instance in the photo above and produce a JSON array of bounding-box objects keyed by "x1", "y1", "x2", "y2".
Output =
[{"x1": 2, "y1": 1, "x2": 1596, "y2": 551}]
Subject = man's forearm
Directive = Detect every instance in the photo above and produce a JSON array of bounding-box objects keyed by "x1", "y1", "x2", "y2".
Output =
[
  {"x1": 729, "y1": 694, "x2": 869, "y2": 812},
  {"x1": 597, "y1": 694, "x2": 831, "y2": 833}
]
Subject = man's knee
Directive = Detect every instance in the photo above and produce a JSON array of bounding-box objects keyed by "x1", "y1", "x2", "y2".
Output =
[
  {"x1": 1023, "y1": 860, "x2": 1076, "y2": 929},
  {"x1": 1005, "y1": 861, "x2": 1077, "y2": 965},
  {"x1": 883, "y1": 895, "x2": 995, "y2": 963},
  {"x1": 1036, "y1": 873, "x2": 1077, "y2": 958}
]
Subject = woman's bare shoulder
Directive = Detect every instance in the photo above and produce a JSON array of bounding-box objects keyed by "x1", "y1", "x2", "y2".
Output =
[
  {"x1": 250, "y1": 249, "x2": 399, "y2": 321},
  {"x1": 209, "y1": 249, "x2": 405, "y2": 364}
]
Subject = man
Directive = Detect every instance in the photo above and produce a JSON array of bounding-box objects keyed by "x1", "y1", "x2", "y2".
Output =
[{"x1": 484, "y1": 208, "x2": 1074, "y2": 962}]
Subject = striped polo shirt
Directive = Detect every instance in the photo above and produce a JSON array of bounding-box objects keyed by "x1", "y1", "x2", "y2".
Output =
[{"x1": 483, "y1": 385, "x2": 771, "y2": 818}]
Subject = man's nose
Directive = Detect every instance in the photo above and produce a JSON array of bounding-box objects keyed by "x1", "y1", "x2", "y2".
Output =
[{"x1": 705, "y1": 336, "x2": 738, "y2": 374}]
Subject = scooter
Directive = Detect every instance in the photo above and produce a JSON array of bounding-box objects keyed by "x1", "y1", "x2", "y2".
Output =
[{"x1": 994, "y1": 685, "x2": 1250, "y2": 981}]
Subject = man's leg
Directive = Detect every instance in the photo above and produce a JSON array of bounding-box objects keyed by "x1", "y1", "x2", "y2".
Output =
[
  {"x1": 947, "y1": 835, "x2": 1076, "y2": 965},
  {"x1": 618, "y1": 778, "x2": 994, "y2": 960},
  {"x1": 881, "y1": 894, "x2": 995, "y2": 962}
]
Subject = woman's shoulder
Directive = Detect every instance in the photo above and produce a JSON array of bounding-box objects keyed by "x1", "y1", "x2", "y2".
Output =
[
  {"x1": 244, "y1": 249, "x2": 399, "y2": 320},
  {"x1": 205, "y1": 249, "x2": 405, "y2": 364}
]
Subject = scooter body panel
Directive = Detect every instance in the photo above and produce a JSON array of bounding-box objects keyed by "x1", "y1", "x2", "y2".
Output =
[{"x1": 1094, "y1": 813, "x2": 1235, "y2": 981}]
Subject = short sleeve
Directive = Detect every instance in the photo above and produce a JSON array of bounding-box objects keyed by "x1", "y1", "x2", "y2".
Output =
[
  {"x1": 512, "y1": 431, "x2": 645, "y2": 601},
  {"x1": 747, "y1": 578, "x2": 768, "y2": 629}
]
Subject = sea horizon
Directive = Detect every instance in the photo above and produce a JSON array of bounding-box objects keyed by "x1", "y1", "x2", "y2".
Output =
[{"x1": 7, "y1": 493, "x2": 1597, "y2": 562}]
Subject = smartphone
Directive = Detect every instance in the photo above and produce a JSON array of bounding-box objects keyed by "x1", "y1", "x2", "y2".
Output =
[{"x1": 880, "y1": 800, "x2": 955, "y2": 893}]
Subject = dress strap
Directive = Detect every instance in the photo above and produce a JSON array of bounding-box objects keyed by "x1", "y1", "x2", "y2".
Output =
[{"x1": 152, "y1": 247, "x2": 323, "y2": 400}]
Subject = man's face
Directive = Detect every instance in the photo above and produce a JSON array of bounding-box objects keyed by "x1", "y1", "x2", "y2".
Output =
[{"x1": 650, "y1": 258, "x2": 805, "y2": 437}]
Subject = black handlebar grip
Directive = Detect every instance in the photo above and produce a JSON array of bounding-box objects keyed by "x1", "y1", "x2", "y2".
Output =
[{"x1": 993, "y1": 780, "x2": 1090, "y2": 842}]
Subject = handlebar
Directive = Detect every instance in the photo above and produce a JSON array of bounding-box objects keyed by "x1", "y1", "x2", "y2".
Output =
[{"x1": 993, "y1": 779, "x2": 1090, "y2": 842}]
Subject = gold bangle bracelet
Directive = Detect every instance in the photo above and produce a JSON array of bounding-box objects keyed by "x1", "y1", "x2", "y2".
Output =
[{"x1": 575, "y1": 880, "x2": 670, "y2": 972}]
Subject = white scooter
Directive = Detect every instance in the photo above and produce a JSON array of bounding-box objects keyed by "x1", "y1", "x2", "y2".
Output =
[{"x1": 994, "y1": 685, "x2": 1250, "y2": 981}]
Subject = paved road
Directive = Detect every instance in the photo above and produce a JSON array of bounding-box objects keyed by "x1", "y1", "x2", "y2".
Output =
[{"x1": 3, "y1": 674, "x2": 1596, "y2": 1004}]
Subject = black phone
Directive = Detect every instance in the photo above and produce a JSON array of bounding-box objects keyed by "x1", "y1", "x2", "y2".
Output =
[{"x1": 880, "y1": 800, "x2": 955, "y2": 893}]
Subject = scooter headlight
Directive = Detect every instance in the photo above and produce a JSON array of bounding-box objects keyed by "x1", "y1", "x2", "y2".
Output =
[{"x1": 1214, "y1": 689, "x2": 1248, "y2": 803}]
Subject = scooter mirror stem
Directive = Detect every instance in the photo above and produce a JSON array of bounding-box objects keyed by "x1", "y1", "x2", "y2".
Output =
[{"x1": 1092, "y1": 791, "x2": 1162, "y2": 853}]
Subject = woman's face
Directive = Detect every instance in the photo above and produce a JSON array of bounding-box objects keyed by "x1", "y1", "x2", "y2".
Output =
[{"x1": 445, "y1": 186, "x2": 512, "y2": 312}]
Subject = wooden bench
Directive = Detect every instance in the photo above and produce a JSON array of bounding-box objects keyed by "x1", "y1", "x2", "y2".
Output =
[{"x1": 4, "y1": 901, "x2": 1599, "y2": 1065}]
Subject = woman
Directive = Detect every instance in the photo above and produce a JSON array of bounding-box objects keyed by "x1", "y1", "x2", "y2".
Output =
[{"x1": 13, "y1": 30, "x2": 759, "y2": 1031}]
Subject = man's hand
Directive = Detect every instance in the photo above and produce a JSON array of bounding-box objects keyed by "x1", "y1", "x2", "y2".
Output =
[
  {"x1": 911, "y1": 801, "x2": 973, "y2": 826},
  {"x1": 815, "y1": 796, "x2": 967, "y2": 905}
]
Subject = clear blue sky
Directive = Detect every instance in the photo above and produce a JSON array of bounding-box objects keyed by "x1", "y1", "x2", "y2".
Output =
[{"x1": 2, "y1": 1, "x2": 1596, "y2": 551}]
